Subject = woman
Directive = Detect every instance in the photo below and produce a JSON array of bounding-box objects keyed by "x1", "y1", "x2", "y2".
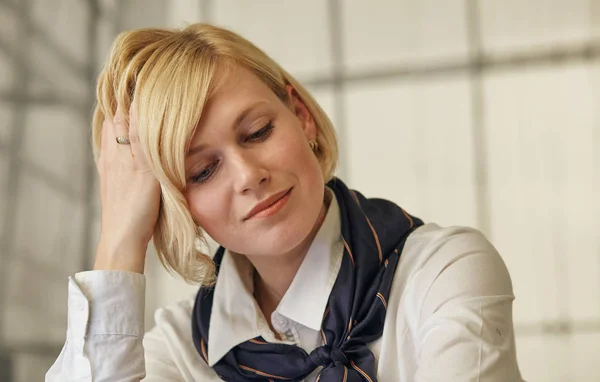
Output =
[{"x1": 46, "y1": 23, "x2": 523, "y2": 381}]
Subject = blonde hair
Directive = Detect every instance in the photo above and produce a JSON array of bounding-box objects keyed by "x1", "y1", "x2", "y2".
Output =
[{"x1": 92, "y1": 23, "x2": 338, "y2": 285}]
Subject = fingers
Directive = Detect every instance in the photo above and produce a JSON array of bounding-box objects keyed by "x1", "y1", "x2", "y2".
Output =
[
  {"x1": 98, "y1": 104, "x2": 149, "y2": 175},
  {"x1": 101, "y1": 117, "x2": 108, "y2": 150},
  {"x1": 128, "y1": 104, "x2": 152, "y2": 172},
  {"x1": 113, "y1": 106, "x2": 131, "y2": 151},
  {"x1": 103, "y1": 110, "x2": 117, "y2": 149},
  {"x1": 128, "y1": 103, "x2": 143, "y2": 160},
  {"x1": 98, "y1": 118, "x2": 111, "y2": 162}
]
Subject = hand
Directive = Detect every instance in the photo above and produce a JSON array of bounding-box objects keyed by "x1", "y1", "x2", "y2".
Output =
[{"x1": 93, "y1": 105, "x2": 161, "y2": 273}]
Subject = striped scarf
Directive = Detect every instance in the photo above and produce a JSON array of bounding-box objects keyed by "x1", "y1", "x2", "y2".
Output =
[{"x1": 192, "y1": 178, "x2": 424, "y2": 381}]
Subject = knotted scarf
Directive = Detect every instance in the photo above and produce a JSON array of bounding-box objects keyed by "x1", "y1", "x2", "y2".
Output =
[{"x1": 192, "y1": 178, "x2": 424, "y2": 381}]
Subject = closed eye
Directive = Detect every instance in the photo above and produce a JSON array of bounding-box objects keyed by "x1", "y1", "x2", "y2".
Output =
[
  {"x1": 190, "y1": 161, "x2": 219, "y2": 184},
  {"x1": 188, "y1": 122, "x2": 274, "y2": 185},
  {"x1": 246, "y1": 122, "x2": 274, "y2": 142}
]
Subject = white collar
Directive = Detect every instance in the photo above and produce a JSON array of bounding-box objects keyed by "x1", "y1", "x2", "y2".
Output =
[{"x1": 207, "y1": 188, "x2": 343, "y2": 366}]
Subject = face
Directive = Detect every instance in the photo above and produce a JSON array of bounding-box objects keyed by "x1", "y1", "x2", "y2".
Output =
[{"x1": 184, "y1": 66, "x2": 325, "y2": 257}]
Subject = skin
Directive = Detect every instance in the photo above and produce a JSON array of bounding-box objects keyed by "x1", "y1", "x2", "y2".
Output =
[{"x1": 94, "y1": 66, "x2": 329, "y2": 333}]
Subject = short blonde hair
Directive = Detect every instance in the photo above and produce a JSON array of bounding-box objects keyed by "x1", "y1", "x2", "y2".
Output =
[{"x1": 92, "y1": 23, "x2": 338, "y2": 285}]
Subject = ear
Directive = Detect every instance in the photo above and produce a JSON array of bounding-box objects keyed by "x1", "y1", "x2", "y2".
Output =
[{"x1": 286, "y1": 85, "x2": 317, "y2": 140}]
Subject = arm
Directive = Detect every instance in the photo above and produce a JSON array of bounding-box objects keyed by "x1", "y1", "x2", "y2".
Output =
[
  {"x1": 44, "y1": 105, "x2": 172, "y2": 381},
  {"x1": 45, "y1": 271, "x2": 184, "y2": 382},
  {"x1": 414, "y1": 230, "x2": 523, "y2": 382}
]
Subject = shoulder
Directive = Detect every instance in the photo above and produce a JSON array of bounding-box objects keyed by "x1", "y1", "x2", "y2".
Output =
[
  {"x1": 401, "y1": 223, "x2": 511, "y2": 288},
  {"x1": 143, "y1": 292, "x2": 212, "y2": 377},
  {"x1": 395, "y1": 223, "x2": 514, "y2": 316},
  {"x1": 145, "y1": 291, "x2": 196, "y2": 344},
  {"x1": 403, "y1": 223, "x2": 503, "y2": 264},
  {"x1": 383, "y1": 224, "x2": 523, "y2": 380},
  {"x1": 153, "y1": 292, "x2": 197, "y2": 327}
]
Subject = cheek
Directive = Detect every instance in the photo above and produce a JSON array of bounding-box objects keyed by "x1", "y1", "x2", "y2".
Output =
[
  {"x1": 274, "y1": 130, "x2": 324, "y2": 201},
  {"x1": 270, "y1": 125, "x2": 320, "y2": 174},
  {"x1": 185, "y1": 189, "x2": 231, "y2": 237},
  {"x1": 291, "y1": 140, "x2": 322, "y2": 186}
]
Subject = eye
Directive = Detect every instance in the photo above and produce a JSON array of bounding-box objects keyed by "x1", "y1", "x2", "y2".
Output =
[
  {"x1": 190, "y1": 161, "x2": 219, "y2": 184},
  {"x1": 246, "y1": 122, "x2": 274, "y2": 142}
]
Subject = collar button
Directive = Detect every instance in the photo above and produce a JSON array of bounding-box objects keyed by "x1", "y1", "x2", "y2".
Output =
[{"x1": 274, "y1": 315, "x2": 289, "y2": 330}]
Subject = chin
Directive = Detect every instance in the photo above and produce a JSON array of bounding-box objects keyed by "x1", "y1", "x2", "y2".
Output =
[{"x1": 247, "y1": 197, "x2": 323, "y2": 256}]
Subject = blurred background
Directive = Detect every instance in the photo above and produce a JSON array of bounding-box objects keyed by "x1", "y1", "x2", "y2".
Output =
[{"x1": 0, "y1": 0, "x2": 599, "y2": 381}]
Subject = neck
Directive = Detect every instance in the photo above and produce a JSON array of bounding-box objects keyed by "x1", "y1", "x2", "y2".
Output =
[{"x1": 247, "y1": 191, "x2": 331, "y2": 319}]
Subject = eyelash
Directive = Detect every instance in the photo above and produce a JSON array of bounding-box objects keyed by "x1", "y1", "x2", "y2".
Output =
[
  {"x1": 190, "y1": 161, "x2": 219, "y2": 184},
  {"x1": 246, "y1": 121, "x2": 274, "y2": 142},
  {"x1": 190, "y1": 122, "x2": 275, "y2": 184}
]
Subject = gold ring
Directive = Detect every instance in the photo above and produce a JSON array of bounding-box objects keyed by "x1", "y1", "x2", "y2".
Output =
[{"x1": 116, "y1": 136, "x2": 131, "y2": 145}]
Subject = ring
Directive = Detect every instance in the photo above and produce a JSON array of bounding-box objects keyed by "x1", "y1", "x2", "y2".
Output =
[{"x1": 116, "y1": 136, "x2": 131, "y2": 145}]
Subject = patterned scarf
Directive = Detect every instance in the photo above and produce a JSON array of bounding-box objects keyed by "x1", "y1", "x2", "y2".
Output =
[{"x1": 192, "y1": 178, "x2": 424, "y2": 381}]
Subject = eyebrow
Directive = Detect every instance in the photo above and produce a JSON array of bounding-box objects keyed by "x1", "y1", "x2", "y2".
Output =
[{"x1": 186, "y1": 101, "x2": 268, "y2": 158}]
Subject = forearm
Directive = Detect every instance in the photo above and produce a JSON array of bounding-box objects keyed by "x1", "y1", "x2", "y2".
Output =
[{"x1": 46, "y1": 271, "x2": 146, "y2": 382}]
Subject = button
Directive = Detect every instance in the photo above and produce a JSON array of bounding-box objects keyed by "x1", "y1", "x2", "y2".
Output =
[{"x1": 273, "y1": 315, "x2": 289, "y2": 330}]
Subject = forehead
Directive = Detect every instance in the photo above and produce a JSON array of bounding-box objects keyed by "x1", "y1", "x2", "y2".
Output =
[{"x1": 204, "y1": 66, "x2": 279, "y2": 116}]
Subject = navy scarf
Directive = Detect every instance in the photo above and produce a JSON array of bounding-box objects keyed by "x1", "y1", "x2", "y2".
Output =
[{"x1": 192, "y1": 178, "x2": 424, "y2": 381}]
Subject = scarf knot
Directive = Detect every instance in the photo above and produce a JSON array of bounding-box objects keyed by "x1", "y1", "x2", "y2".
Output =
[{"x1": 309, "y1": 345, "x2": 349, "y2": 368}]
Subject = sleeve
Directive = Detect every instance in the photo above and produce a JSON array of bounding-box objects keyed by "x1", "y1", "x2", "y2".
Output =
[
  {"x1": 45, "y1": 270, "x2": 183, "y2": 382},
  {"x1": 413, "y1": 228, "x2": 524, "y2": 382}
]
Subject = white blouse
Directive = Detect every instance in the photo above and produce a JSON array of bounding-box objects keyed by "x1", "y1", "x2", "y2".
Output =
[{"x1": 46, "y1": 193, "x2": 524, "y2": 381}]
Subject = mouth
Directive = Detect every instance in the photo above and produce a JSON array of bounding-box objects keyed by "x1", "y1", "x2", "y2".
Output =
[{"x1": 244, "y1": 187, "x2": 293, "y2": 221}]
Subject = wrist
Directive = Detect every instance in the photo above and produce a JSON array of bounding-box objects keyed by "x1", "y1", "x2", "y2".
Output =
[{"x1": 94, "y1": 239, "x2": 148, "y2": 274}]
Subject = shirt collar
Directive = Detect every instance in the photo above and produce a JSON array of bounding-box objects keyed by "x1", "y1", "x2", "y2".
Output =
[
  {"x1": 207, "y1": 188, "x2": 343, "y2": 366},
  {"x1": 276, "y1": 188, "x2": 342, "y2": 330},
  {"x1": 207, "y1": 249, "x2": 261, "y2": 366}
]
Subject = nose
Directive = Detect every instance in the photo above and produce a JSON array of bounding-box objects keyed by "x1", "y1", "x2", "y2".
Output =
[{"x1": 231, "y1": 150, "x2": 269, "y2": 194}]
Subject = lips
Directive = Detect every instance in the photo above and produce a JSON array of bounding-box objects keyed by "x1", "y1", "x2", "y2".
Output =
[{"x1": 244, "y1": 187, "x2": 292, "y2": 221}]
